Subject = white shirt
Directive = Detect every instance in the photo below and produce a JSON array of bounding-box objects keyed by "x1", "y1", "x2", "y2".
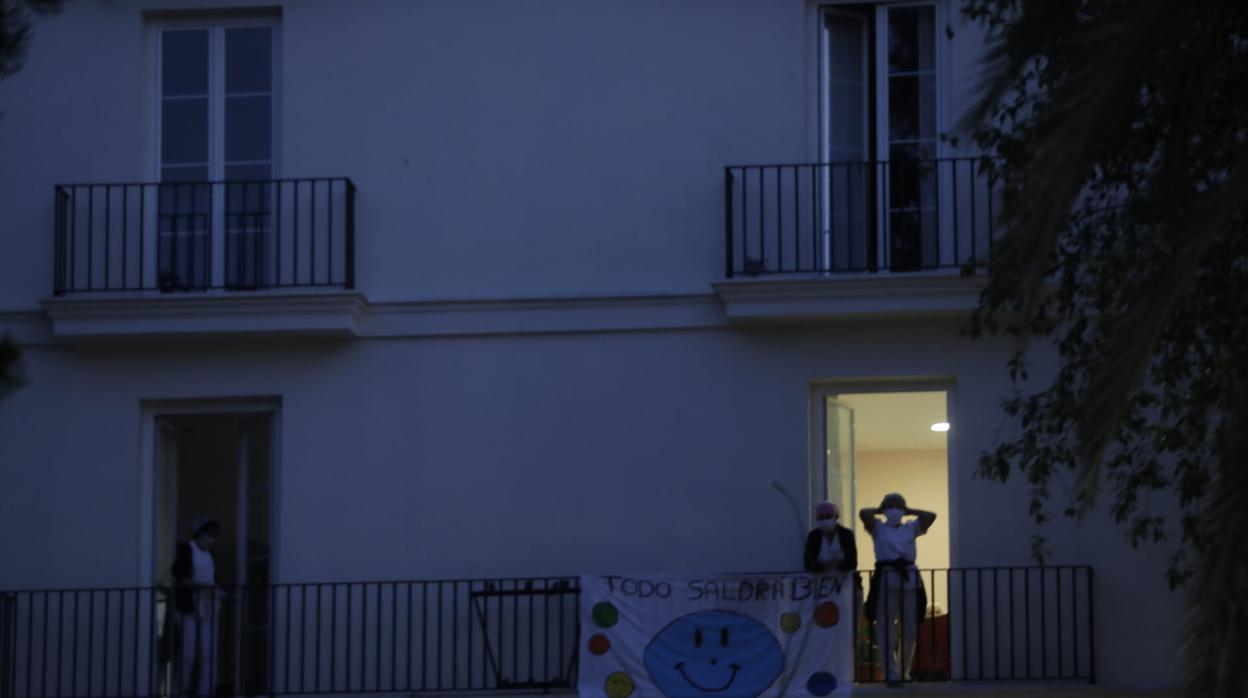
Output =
[
  {"x1": 871, "y1": 519, "x2": 922, "y2": 567},
  {"x1": 189, "y1": 543, "x2": 216, "y2": 618},
  {"x1": 816, "y1": 531, "x2": 845, "y2": 568},
  {"x1": 190, "y1": 542, "x2": 215, "y2": 585}
]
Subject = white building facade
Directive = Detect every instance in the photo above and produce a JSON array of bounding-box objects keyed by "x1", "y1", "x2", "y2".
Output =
[{"x1": 0, "y1": 1, "x2": 1182, "y2": 695}]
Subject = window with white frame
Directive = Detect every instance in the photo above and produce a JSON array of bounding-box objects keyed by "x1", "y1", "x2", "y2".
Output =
[
  {"x1": 820, "y1": 2, "x2": 941, "y2": 272},
  {"x1": 156, "y1": 22, "x2": 276, "y2": 290}
]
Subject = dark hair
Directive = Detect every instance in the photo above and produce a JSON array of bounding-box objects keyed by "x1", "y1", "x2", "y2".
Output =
[{"x1": 880, "y1": 493, "x2": 907, "y2": 509}]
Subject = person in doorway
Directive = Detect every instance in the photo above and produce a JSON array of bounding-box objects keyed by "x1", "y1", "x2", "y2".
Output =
[
  {"x1": 172, "y1": 516, "x2": 222, "y2": 697},
  {"x1": 861, "y1": 493, "x2": 935, "y2": 687},
  {"x1": 803, "y1": 501, "x2": 858, "y2": 574}
]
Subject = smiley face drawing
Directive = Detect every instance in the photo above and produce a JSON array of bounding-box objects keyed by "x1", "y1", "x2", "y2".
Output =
[{"x1": 643, "y1": 610, "x2": 783, "y2": 697}]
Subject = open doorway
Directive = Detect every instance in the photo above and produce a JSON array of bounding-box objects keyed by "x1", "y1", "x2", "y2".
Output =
[
  {"x1": 812, "y1": 388, "x2": 950, "y2": 584},
  {"x1": 812, "y1": 387, "x2": 951, "y2": 681},
  {"x1": 152, "y1": 410, "x2": 274, "y2": 697}
]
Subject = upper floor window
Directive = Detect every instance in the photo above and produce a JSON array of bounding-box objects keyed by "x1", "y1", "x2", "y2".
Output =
[
  {"x1": 820, "y1": 2, "x2": 943, "y2": 271},
  {"x1": 155, "y1": 21, "x2": 277, "y2": 289},
  {"x1": 159, "y1": 24, "x2": 275, "y2": 184}
]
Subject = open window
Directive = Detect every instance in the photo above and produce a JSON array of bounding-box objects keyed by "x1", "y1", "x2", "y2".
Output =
[{"x1": 820, "y1": 2, "x2": 943, "y2": 272}]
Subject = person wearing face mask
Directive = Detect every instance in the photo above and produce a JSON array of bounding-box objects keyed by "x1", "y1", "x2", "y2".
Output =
[
  {"x1": 860, "y1": 493, "x2": 936, "y2": 686},
  {"x1": 803, "y1": 501, "x2": 858, "y2": 575}
]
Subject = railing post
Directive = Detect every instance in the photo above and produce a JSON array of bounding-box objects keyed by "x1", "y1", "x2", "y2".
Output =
[
  {"x1": 345, "y1": 180, "x2": 356, "y2": 290},
  {"x1": 52, "y1": 186, "x2": 66, "y2": 296},
  {"x1": 724, "y1": 167, "x2": 734, "y2": 278},
  {"x1": 1087, "y1": 567, "x2": 1095, "y2": 684},
  {"x1": 851, "y1": 571, "x2": 859, "y2": 681}
]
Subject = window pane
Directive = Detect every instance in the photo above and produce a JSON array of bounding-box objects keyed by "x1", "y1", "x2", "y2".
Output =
[
  {"x1": 824, "y1": 12, "x2": 867, "y2": 160},
  {"x1": 830, "y1": 84, "x2": 865, "y2": 159},
  {"x1": 226, "y1": 27, "x2": 272, "y2": 94},
  {"x1": 160, "y1": 165, "x2": 209, "y2": 183},
  {"x1": 157, "y1": 180, "x2": 210, "y2": 214},
  {"x1": 161, "y1": 98, "x2": 209, "y2": 165},
  {"x1": 225, "y1": 163, "x2": 272, "y2": 182},
  {"x1": 888, "y1": 147, "x2": 925, "y2": 208},
  {"x1": 224, "y1": 165, "x2": 273, "y2": 215},
  {"x1": 918, "y1": 71, "x2": 936, "y2": 139},
  {"x1": 225, "y1": 96, "x2": 272, "y2": 162},
  {"x1": 161, "y1": 30, "x2": 209, "y2": 96},
  {"x1": 888, "y1": 73, "x2": 936, "y2": 143},
  {"x1": 888, "y1": 6, "x2": 935, "y2": 74},
  {"x1": 889, "y1": 75, "x2": 919, "y2": 141}
]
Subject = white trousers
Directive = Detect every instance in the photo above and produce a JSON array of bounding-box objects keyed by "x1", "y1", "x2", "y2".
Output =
[
  {"x1": 875, "y1": 575, "x2": 918, "y2": 682},
  {"x1": 178, "y1": 612, "x2": 217, "y2": 697}
]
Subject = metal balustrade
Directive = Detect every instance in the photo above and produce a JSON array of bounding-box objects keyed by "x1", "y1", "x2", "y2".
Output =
[
  {"x1": 853, "y1": 566, "x2": 1095, "y2": 684},
  {"x1": 725, "y1": 157, "x2": 1001, "y2": 277},
  {"x1": 0, "y1": 567, "x2": 1091, "y2": 697},
  {"x1": 52, "y1": 178, "x2": 355, "y2": 295}
]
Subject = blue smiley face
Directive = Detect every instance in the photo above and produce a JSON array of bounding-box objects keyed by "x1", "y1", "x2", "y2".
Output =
[{"x1": 643, "y1": 610, "x2": 783, "y2": 697}]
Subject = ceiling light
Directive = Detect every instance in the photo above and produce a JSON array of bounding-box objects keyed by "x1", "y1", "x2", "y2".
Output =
[{"x1": 930, "y1": 422, "x2": 950, "y2": 432}]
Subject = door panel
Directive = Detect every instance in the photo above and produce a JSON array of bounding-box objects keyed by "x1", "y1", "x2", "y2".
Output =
[
  {"x1": 822, "y1": 11, "x2": 872, "y2": 272},
  {"x1": 237, "y1": 416, "x2": 272, "y2": 695},
  {"x1": 824, "y1": 397, "x2": 857, "y2": 522}
]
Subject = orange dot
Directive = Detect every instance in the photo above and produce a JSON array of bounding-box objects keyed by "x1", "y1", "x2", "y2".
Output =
[
  {"x1": 813, "y1": 601, "x2": 840, "y2": 628},
  {"x1": 588, "y1": 633, "x2": 611, "y2": 655}
]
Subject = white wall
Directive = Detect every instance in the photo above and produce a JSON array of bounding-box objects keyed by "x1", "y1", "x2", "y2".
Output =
[
  {"x1": 0, "y1": 0, "x2": 1184, "y2": 690},
  {"x1": 0, "y1": 0, "x2": 992, "y2": 306},
  {"x1": 0, "y1": 319, "x2": 1184, "y2": 688}
]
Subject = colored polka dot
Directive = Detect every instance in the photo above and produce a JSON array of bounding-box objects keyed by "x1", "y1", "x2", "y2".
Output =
[
  {"x1": 779, "y1": 612, "x2": 801, "y2": 634},
  {"x1": 588, "y1": 633, "x2": 611, "y2": 655},
  {"x1": 813, "y1": 601, "x2": 840, "y2": 628},
  {"x1": 592, "y1": 601, "x2": 619, "y2": 628},
  {"x1": 807, "y1": 671, "x2": 838, "y2": 696},
  {"x1": 604, "y1": 670, "x2": 635, "y2": 698}
]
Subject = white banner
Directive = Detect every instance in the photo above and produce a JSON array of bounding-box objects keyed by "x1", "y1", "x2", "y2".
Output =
[{"x1": 578, "y1": 573, "x2": 852, "y2": 697}]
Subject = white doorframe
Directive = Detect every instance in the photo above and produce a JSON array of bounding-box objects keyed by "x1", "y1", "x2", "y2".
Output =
[
  {"x1": 809, "y1": 387, "x2": 858, "y2": 529},
  {"x1": 808, "y1": 379, "x2": 958, "y2": 564},
  {"x1": 137, "y1": 398, "x2": 281, "y2": 587}
]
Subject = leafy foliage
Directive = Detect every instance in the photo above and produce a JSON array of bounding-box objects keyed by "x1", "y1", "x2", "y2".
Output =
[
  {"x1": 0, "y1": 1, "x2": 53, "y2": 401},
  {"x1": 0, "y1": 334, "x2": 20, "y2": 400},
  {"x1": 0, "y1": 0, "x2": 62, "y2": 81},
  {"x1": 961, "y1": 0, "x2": 1248, "y2": 693}
]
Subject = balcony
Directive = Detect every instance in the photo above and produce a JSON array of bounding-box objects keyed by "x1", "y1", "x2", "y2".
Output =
[
  {"x1": 716, "y1": 157, "x2": 1001, "y2": 322},
  {"x1": 0, "y1": 567, "x2": 1093, "y2": 697},
  {"x1": 43, "y1": 178, "x2": 363, "y2": 339}
]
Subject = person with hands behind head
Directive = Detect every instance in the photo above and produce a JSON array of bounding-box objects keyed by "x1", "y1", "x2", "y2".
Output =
[{"x1": 860, "y1": 493, "x2": 936, "y2": 686}]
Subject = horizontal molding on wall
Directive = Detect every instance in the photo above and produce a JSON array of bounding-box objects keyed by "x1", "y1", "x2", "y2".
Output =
[{"x1": 4, "y1": 274, "x2": 982, "y2": 345}]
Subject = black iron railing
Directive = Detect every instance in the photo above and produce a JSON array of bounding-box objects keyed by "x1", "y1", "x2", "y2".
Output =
[
  {"x1": 0, "y1": 593, "x2": 15, "y2": 698},
  {"x1": 0, "y1": 578, "x2": 579, "y2": 698},
  {"x1": 52, "y1": 178, "x2": 356, "y2": 295},
  {"x1": 852, "y1": 567, "x2": 1094, "y2": 684},
  {"x1": 0, "y1": 567, "x2": 1090, "y2": 697},
  {"x1": 725, "y1": 157, "x2": 1001, "y2": 277}
]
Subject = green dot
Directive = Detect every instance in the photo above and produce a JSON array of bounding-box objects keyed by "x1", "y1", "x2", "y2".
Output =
[{"x1": 592, "y1": 601, "x2": 619, "y2": 628}]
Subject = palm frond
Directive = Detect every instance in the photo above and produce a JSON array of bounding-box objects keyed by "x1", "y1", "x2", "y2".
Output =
[
  {"x1": 989, "y1": 2, "x2": 1174, "y2": 308},
  {"x1": 1181, "y1": 396, "x2": 1248, "y2": 697},
  {"x1": 1071, "y1": 150, "x2": 1248, "y2": 510}
]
